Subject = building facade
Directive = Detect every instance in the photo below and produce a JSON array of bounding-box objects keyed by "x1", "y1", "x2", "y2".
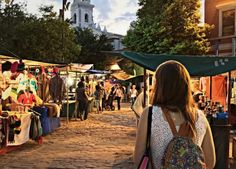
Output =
[
  {"x1": 70, "y1": 0, "x2": 124, "y2": 51},
  {"x1": 205, "y1": 0, "x2": 236, "y2": 56}
]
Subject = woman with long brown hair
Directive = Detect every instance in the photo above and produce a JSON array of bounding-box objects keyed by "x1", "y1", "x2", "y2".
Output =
[{"x1": 134, "y1": 61, "x2": 215, "y2": 169}]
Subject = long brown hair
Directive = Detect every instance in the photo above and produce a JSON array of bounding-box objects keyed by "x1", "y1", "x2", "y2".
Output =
[{"x1": 150, "y1": 60, "x2": 196, "y2": 139}]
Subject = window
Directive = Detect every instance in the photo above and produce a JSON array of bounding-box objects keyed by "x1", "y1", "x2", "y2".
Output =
[
  {"x1": 222, "y1": 9, "x2": 235, "y2": 36},
  {"x1": 73, "y1": 13, "x2": 76, "y2": 24},
  {"x1": 85, "y1": 13, "x2": 89, "y2": 22}
]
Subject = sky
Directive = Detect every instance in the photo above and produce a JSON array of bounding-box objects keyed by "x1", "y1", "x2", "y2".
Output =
[{"x1": 14, "y1": 0, "x2": 139, "y2": 35}]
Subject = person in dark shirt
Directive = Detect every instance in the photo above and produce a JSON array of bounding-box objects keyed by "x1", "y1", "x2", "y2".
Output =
[{"x1": 76, "y1": 80, "x2": 89, "y2": 120}]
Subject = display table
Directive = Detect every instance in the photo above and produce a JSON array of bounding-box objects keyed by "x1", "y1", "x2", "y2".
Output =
[
  {"x1": 61, "y1": 98, "x2": 94, "y2": 118},
  {"x1": 33, "y1": 106, "x2": 60, "y2": 135},
  {"x1": 60, "y1": 100, "x2": 76, "y2": 117}
]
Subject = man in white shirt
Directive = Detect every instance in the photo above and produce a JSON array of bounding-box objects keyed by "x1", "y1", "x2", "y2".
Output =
[{"x1": 132, "y1": 87, "x2": 153, "y2": 126}]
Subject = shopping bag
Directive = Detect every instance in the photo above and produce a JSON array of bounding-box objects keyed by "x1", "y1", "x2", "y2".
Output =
[
  {"x1": 138, "y1": 154, "x2": 149, "y2": 169},
  {"x1": 138, "y1": 107, "x2": 153, "y2": 169}
]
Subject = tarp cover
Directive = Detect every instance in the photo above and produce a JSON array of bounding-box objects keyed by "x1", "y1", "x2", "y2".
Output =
[
  {"x1": 60, "y1": 64, "x2": 93, "y2": 73},
  {"x1": 0, "y1": 55, "x2": 15, "y2": 60},
  {"x1": 121, "y1": 51, "x2": 236, "y2": 76},
  {"x1": 0, "y1": 55, "x2": 60, "y2": 67},
  {"x1": 112, "y1": 71, "x2": 135, "y2": 81}
]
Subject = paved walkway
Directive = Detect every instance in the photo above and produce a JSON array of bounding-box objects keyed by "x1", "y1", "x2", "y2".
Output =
[{"x1": 0, "y1": 103, "x2": 136, "y2": 169}]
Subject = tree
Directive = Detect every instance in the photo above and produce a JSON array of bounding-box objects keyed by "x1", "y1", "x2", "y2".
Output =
[
  {"x1": 74, "y1": 27, "x2": 114, "y2": 69},
  {"x1": 0, "y1": 3, "x2": 30, "y2": 56},
  {"x1": 124, "y1": 0, "x2": 213, "y2": 55},
  {"x1": 0, "y1": 3, "x2": 81, "y2": 63},
  {"x1": 118, "y1": 59, "x2": 144, "y2": 76}
]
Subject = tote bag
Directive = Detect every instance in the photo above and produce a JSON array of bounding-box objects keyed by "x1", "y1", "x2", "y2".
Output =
[{"x1": 138, "y1": 107, "x2": 153, "y2": 169}]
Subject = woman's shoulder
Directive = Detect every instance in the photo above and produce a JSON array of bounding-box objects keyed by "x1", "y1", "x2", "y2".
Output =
[
  {"x1": 196, "y1": 109, "x2": 206, "y2": 119},
  {"x1": 195, "y1": 109, "x2": 209, "y2": 126},
  {"x1": 140, "y1": 106, "x2": 154, "y2": 119},
  {"x1": 141, "y1": 106, "x2": 161, "y2": 118}
]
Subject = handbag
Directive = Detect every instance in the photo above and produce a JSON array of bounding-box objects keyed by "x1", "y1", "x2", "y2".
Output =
[{"x1": 138, "y1": 106, "x2": 153, "y2": 169}]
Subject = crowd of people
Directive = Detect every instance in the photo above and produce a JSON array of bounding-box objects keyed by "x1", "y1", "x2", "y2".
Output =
[
  {"x1": 74, "y1": 77, "x2": 132, "y2": 120},
  {"x1": 73, "y1": 76, "x2": 146, "y2": 121}
]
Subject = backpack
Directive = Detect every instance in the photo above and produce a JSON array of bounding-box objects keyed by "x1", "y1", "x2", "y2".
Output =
[{"x1": 161, "y1": 111, "x2": 206, "y2": 169}]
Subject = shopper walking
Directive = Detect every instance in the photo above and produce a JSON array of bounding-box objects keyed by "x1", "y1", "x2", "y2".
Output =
[
  {"x1": 134, "y1": 60, "x2": 215, "y2": 169},
  {"x1": 129, "y1": 84, "x2": 138, "y2": 107},
  {"x1": 132, "y1": 87, "x2": 153, "y2": 127},
  {"x1": 76, "y1": 80, "x2": 89, "y2": 120},
  {"x1": 100, "y1": 82, "x2": 106, "y2": 111},
  {"x1": 115, "y1": 84, "x2": 124, "y2": 110},
  {"x1": 94, "y1": 84, "x2": 103, "y2": 113}
]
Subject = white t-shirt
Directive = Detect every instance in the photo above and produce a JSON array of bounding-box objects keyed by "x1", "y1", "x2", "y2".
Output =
[
  {"x1": 130, "y1": 88, "x2": 138, "y2": 98},
  {"x1": 132, "y1": 92, "x2": 148, "y2": 117}
]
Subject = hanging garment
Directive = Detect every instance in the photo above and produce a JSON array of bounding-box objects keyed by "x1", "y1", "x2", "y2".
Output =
[
  {"x1": 36, "y1": 74, "x2": 45, "y2": 99},
  {"x1": 18, "y1": 92, "x2": 36, "y2": 105},
  {"x1": 44, "y1": 103, "x2": 61, "y2": 117},
  {"x1": 16, "y1": 73, "x2": 29, "y2": 94},
  {"x1": 29, "y1": 114, "x2": 42, "y2": 141},
  {"x1": 0, "y1": 117, "x2": 8, "y2": 147},
  {"x1": 49, "y1": 75, "x2": 66, "y2": 103},
  {"x1": 37, "y1": 74, "x2": 50, "y2": 102},
  {"x1": 7, "y1": 113, "x2": 32, "y2": 146},
  {"x1": 29, "y1": 78, "x2": 38, "y2": 95},
  {"x1": 0, "y1": 119, "x2": 5, "y2": 147},
  {"x1": 201, "y1": 76, "x2": 227, "y2": 108},
  {"x1": 43, "y1": 79, "x2": 51, "y2": 103},
  {"x1": 3, "y1": 71, "x2": 11, "y2": 83}
]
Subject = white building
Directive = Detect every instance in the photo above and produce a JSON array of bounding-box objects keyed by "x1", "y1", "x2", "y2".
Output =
[{"x1": 70, "y1": 0, "x2": 124, "y2": 50}]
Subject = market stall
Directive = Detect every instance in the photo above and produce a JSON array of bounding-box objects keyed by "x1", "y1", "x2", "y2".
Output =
[
  {"x1": 119, "y1": 51, "x2": 236, "y2": 169},
  {"x1": 59, "y1": 63, "x2": 96, "y2": 121},
  {"x1": 0, "y1": 56, "x2": 63, "y2": 151}
]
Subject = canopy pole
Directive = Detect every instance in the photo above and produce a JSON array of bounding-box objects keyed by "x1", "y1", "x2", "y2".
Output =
[
  {"x1": 210, "y1": 76, "x2": 212, "y2": 100},
  {"x1": 74, "y1": 72, "x2": 78, "y2": 119},
  {"x1": 75, "y1": 72, "x2": 78, "y2": 88},
  {"x1": 227, "y1": 71, "x2": 232, "y2": 124},
  {"x1": 66, "y1": 66, "x2": 69, "y2": 124},
  {"x1": 147, "y1": 73, "x2": 150, "y2": 105},
  {"x1": 143, "y1": 68, "x2": 147, "y2": 107},
  {"x1": 226, "y1": 71, "x2": 231, "y2": 169}
]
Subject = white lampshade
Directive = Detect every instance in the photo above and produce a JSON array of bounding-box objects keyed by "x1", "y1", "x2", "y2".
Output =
[{"x1": 110, "y1": 63, "x2": 121, "y2": 70}]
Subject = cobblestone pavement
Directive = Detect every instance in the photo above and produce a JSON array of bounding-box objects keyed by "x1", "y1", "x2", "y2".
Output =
[{"x1": 0, "y1": 103, "x2": 136, "y2": 169}]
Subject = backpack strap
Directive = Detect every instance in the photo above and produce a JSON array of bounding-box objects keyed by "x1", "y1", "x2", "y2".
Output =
[
  {"x1": 163, "y1": 111, "x2": 178, "y2": 135},
  {"x1": 146, "y1": 106, "x2": 153, "y2": 152}
]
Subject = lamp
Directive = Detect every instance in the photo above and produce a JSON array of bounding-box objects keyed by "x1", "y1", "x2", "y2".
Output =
[
  {"x1": 67, "y1": 76, "x2": 74, "y2": 86},
  {"x1": 110, "y1": 63, "x2": 121, "y2": 71}
]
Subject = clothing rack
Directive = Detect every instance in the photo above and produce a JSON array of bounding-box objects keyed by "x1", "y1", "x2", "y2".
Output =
[{"x1": 28, "y1": 108, "x2": 41, "y2": 116}]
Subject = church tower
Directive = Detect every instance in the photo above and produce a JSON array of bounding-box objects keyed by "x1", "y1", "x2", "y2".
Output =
[{"x1": 71, "y1": 0, "x2": 95, "y2": 28}]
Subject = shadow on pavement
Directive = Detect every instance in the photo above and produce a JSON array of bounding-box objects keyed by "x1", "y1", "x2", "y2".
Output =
[{"x1": 112, "y1": 155, "x2": 134, "y2": 169}]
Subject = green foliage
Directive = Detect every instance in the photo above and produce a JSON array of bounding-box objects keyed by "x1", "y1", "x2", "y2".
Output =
[
  {"x1": 74, "y1": 27, "x2": 114, "y2": 69},
  {"x1": 0, "y1": 3, "x2": 81, "y2": 63},
  {"x1": 124, "y1": 0, "x2": 213, "y2": 55},
  {"x1": 119, "y1": 59, "x2": 144, "y2": 76},
  {"x1": 39, "y1": 5, "x2": 57, "y2": 19}
]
